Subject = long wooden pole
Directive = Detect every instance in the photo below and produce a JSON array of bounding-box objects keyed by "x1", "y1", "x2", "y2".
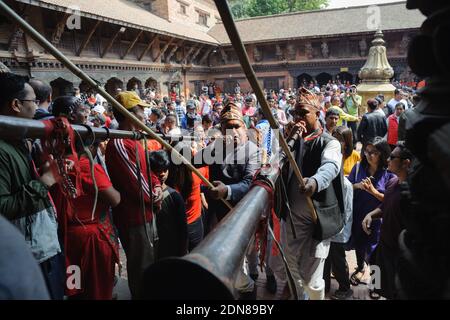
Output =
[
  {"x1": 0, "y1": 0, "x2": 232, "y2": 210},
  {"x1": 213, "y1": 0, "x2": 317, "y2": 222}
]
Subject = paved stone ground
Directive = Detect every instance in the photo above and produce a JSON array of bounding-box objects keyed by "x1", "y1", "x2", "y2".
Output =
[
  {"x1": 255, "y1": 250, "x2": 379, "y2": 300},
  {"x1": 113, "y1": 248, "x2": 379, "y2": 300},
  {"x1": 112, "y1": 247, "x2": 130, "y2": 300}
]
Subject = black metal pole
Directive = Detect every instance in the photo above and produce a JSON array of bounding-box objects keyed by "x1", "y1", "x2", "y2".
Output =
[{"x1": 142, "y1": 164, "x2": 280, "y2": 300}]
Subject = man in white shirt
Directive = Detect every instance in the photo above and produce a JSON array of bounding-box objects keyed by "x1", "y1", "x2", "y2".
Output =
[
  {"x1": 282, "y1": 88, "x2": 343, "y2": 300},
  {"x1": 278, "y1": 93, "x2": 288, "y2": 111},
  {"x1": 387, "y1": 89, "x2": 408, "y2": 115},
  {"x1": 200, "y1": 94, "x2": 212, "y2": 116}
]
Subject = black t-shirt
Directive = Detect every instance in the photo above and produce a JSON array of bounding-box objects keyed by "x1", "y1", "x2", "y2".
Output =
[
  {"x1": 0, "y1": 215, "x2": 50, "y2": 299},
  {"x1": 156, "y1": 187, "x2": 188, "y2": 260}
]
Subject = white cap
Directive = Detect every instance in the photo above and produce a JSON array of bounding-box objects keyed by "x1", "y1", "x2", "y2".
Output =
[{"x1": 92, "y1": 105, "x2": 105, "y2": 115}]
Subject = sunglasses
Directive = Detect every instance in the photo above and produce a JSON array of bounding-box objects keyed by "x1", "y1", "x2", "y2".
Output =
[{"x1": 388, "y1": 154, "x2": 405, "y2": 160}]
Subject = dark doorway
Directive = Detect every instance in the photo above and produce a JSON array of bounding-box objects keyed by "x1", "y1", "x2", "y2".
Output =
[
  {"x1": 50, "y1": 78, "x2": 74, "y2": 98},
  {"x1": 193, "y1": 80, "x2": 204, "y2": 96},
  {"x1": 263, "y1": 77, "x2": 280, "y2": 92},
  {"x1": 105, "y1": 77, "x2": 124, "y2": 96},
  {"x1": 79, "y1": 80, "x2": 93, "y2": 94},
  {"x1": 127, "y1": 77, "x2": 142, "y2": 91},
  {"x1": 224, "y1": 80, "x2": 236, "y2": 94},
  {"x1": 145, "y1": 77, "x2": 158, "y2": 91},
  {"x1": 316, "y1": 72, "x2": 333, "y2": 87},
  {"x1": 337, "y1": 72, "x2": 354, "y2": 84},
  {"x1": 297, "y1": 73, "x2": 313, "y2": 88}
]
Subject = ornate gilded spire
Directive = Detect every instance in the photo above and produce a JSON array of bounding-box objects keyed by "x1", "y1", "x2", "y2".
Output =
[{"x1": 358, "y1": 30, "x2": 395, "y2": 83}]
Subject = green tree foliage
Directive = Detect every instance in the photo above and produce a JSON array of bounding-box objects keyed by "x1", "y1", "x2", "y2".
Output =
[{"x1": 228, "y1": 0, "x2": 329, "y2": 19}]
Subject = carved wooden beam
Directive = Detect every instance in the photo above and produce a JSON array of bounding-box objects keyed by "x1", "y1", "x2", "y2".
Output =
[
  {"x1": 153, "y1": 37, "x2": 174, "y2": 62},
  {"x1": 8, "y1": 27, "x2": 24, "y2": 52},
  {"x1": 219, "y1": 47, "x2": 228, "y2": 64},
  {"x1": 165, "y1": 40, "x2": 183, "y2": 62},
  {"x1": 198, "y1": 47, "x2": 213, "y2": 65},
  {"x1": 8, "y1": 4, "x2": 27, "y2": 52},
  {"x1": 138, "y1": 35, "x2": 158, "y2": 61},
  {"x1": 77, "y1": 20, "x2": 101, "y2": 56},
  {"x1": 121, "y1": 30, "x2": 143, "y2": 59},
  {"x1": 51, "y1": 13, "x2": 70, "y2": 45},
  {"x1": 101, "y1": 28, "x2": 122, "y2": 58},
  {"x1": 182, "y1": 46, "x2": 196, "y2": 64},
  {"x1": 165, "y1": 45, "x2": 178, "y2": 62},
  {"x1": 188, "y1": 45, "x2": 203, "y2": 64}
]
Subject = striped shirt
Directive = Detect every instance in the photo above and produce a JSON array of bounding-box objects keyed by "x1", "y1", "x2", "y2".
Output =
[{"x1": 106, "y1": 138, "x2": 160, "y2": 233}]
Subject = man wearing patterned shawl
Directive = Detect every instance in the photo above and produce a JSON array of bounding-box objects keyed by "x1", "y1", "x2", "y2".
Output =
[{"x1": 280, "y1": 88, "x2": 345, "y2": 300}]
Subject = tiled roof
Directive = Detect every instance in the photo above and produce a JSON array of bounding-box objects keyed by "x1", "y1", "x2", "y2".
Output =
[
  {"x1": 208, "y1": 1, "x2": 425, "y2": 44},
  {"x1": 17, "y1": 0, "x2": 220, "y2": 45}
]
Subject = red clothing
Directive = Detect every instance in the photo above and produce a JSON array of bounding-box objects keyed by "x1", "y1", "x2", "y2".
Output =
[
  {"x1": 88, "y1": 97, "x2": 97, "y2": 105},
  {"x1": 105, "y1": 116, "x2": 112, "y2": 128},
  {"x1": 387, "y1": 114, "x2": 399, "y2": 145},
  {"x1": 105, "y1": 138, "x2": 160, "y2": 233},
  {"x1": 146, "y1": 139, "x2": 162, "y2": 152},
  {"x1": 185, "y1": 167, "x2": 209, "y2": 224},
  {"x1": 53, "y1": 157, "x2": 119, "y2": 299},
  {"x1": 417, "y1": 80, "x2": 426, "y2": 89},
  {"x1": 242, "y1": 106, "x2": 256, "y2": 116}
]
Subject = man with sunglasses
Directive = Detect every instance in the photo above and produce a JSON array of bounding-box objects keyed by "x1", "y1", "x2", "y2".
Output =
[
  {"x1": 281, "y1": 88, "x2": 344, "y2": 300},
  {"x1": 362, "y1": 141, "x2": 413, "y2": 299}
]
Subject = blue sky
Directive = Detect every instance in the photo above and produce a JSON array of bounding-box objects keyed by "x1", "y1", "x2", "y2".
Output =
[{"x1": 327, "y1": 0, "x2": 405, "y2": 8}]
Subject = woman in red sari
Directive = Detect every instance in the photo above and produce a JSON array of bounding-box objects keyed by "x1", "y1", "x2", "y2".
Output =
[{"x1": 54, "y1": 140, "x2": 121, "y2": 300}]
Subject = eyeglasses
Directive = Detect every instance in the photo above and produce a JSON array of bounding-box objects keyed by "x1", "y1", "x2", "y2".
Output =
[{"x1": 19, "y1": 99, "x2": 40, "y2": 105}]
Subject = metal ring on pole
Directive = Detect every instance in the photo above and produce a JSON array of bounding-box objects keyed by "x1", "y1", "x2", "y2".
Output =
[
  {"x1": 79, "y1": 124, "x2": 96, "y2": 147},
  {"x1": 103, "y1": 126, "x2": 111, "y2": 140}
]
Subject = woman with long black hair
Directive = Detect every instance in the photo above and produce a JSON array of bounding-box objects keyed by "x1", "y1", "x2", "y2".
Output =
[
  {"x1": 347, "y1": 137, "x2": 395, "y2": 298},
  {"x1": 166, "y1": 142, "x2": 208, "y2": 250}
]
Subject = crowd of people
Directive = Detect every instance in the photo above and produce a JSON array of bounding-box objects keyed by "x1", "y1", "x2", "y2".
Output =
[{"x1": 0, "y1": 71, "x2": 420, "y2": 301}]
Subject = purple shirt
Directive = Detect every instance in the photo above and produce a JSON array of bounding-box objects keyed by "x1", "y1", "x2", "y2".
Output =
[{"x1": 348, "y1": 162, "x2": 396, "y2": 254}]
